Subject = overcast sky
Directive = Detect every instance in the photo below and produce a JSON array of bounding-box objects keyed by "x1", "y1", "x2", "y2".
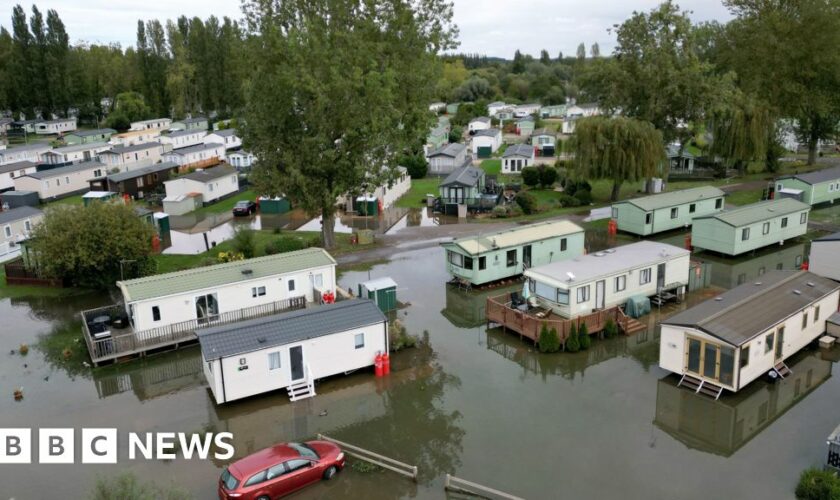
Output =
[{"x1": 0, "y1": 0, "x2": 733, "y2": 58}]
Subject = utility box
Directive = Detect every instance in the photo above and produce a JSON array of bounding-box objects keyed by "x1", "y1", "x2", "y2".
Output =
[
  {"x1": 356, "y1": 196, "x2": 378, "y2": 216},
  {"x1": 358, "y1": 277, "x2": 397, "y2": 313},
  {"x1": 355, "y1": 229, "x2": 374, "y2": 245},
  {"x1": 259, "y1": 196, "x2": 291, "y2": 214}
]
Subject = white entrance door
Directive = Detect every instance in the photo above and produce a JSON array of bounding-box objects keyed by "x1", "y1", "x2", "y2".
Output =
[{"x1": 595, "y1": 280, "x2": 605, "y2": 309}]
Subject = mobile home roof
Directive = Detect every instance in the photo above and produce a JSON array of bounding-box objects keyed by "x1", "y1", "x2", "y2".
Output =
[
  {"x1": 693, "y1": 198, "x2": 809, "y2": 227},
  {"x1": 197, "y1": 299, "x2": 385, "y2": 360},
  {"x1": 663, "y1": 271, "x2": 839, "y2": 346},
  {"x1": 777, "y1": 165, "x2": 840, "y2": 185},
  {"x1": 117, "y1": 247, "x2": 336, "y2": 302},
  {"x1": 444, "y1": 220, "x2": 583, "y2": 255},
  {"x1": 613, "y1": 186, "x2": 725, "y2": 212},
  {"x1": 524, "y1": 240, "x2": 690, "y2": 287}
]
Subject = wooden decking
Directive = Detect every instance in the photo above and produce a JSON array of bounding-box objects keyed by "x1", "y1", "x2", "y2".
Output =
[
  {"x1": 485, "y1": 292, "x2": 645, "y2": 347},
  {"x1": 81, "y1": 296, "x2": 306, "y2": 366}
]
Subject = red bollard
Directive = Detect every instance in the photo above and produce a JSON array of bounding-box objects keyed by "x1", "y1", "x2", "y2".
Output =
[
  {"x1": 382, "y1": 353, "x2": 390, "y2": 375},
  {"x1": 374, "y1": 353, "x2": 383, "y2": 377}
]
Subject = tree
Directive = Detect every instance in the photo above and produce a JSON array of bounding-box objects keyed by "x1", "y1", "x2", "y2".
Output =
[
  {"x1": 538, "y1": 323, "x2": 560, "y2": 353},
  {"x1": 521, "y1": 167, "x2": 540, "y2": 187},
  {"x1": 590, "y1": 42, "x2": 600, "y2": 58},
  {"x1": 539, "y1": 166, "x2": 557, "y2": 187},
  {"x1": 231, "y1": 226, "x2": 256, "y2": 258},
  {"x1": 112, "y1": 91, "x2": 150, "y2": 122},
  {"x1": 565, "y1": 322, "x2": 580, "y2": 352},
  {"x1": 45, "y1": 9, "x2": 70, "y2": 115},
  {"x1": 242, "y1": 0, "x2": 456, "y2": 249},
  {"x1": 400, "y1": 153, "x2": 428, "y2": 179},
  {"x1": 576, "y1": 42, "x2": 586, "y2": 60},
  {"x1": 578, "y1": 322, "x2": 591, "y2": 350},
  {"x1": 571, "y1": 116, "x2": 665, "y2": 201},
  {"x1": 539, "y1": 49, "x2": 551, "y2": 65},
  {"x1": 514, "y1": 191, "x2": 538, "y2": 214},
  {"x1": 709, "y1": 90, "x2": 775, "y2": 174},
  {"x1": 29, "y1": 203, "x2": 156, "y2": 289},
  {"x1": 105, "y1": 111, "x2": 130, "y2": 131},
  {"x1": 721, "y1": 0, "x2": 840, "y2": 165},
  {"x1": 512, "y1": 49, "x2": 526, "y2": 74}
]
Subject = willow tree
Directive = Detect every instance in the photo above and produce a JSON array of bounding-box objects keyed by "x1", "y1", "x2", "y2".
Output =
[
  {"x1": 571, "y1": 116, "x2": 664, "y2": 202},
  {"x1": 241, "y1": 0, "x2": 457, "y2": 249},
  {"x1": 709, "y1": 92, "x2": 776, "y2": 175}
]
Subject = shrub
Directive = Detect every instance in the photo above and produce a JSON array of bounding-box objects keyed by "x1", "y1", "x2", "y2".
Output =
[
  {"x1": 538, "y1": 323, "x2": 561, "y2": 353},
  {"x1": 577, "y1": 180, "x2": 592, "y2": 192},
  {"x1": 104, "y1": 111, "x2": 130, "y2": 131},
  {"x1": 90, "y1": 472, "x2": 190, "y2": 500},
  {"x1": 558, "y1": 194, "x2": 580, "y2": 208},
  {"x1": 521, "y1": 167, "x2": 541, "y2": 187},
  {"x1": 264, "y1": 236, "x2": 307, "y2": 255},
  {"x1": 604, "y1": 318, "x2": 618, "y2": 339},
  {"x1": 795, "y1": 468, "x2": 840, "y2": 500},
  {"x1": 492, "y1": 205, "x2": 509, "y2": 218},
  {"x1": 515, "y1": 191, "x2": 539, "y2": 214},
  {"x1": 564, "y1": 180, "x2": 578, "y2": 196},
  {"x1": 565, "y1": 323, "x2": 580, "y2": 352},
  {"x1": 231, "y1": 227, "x2": 257, "y2": 258},
  {"x1": 400, "y1": 153, "x2": 428, "y2": 179},
  {"x1": 578, "y1": 322, "x2": 591, "y2": 350},
  {"x1": 539, "y1": 166, "x2": 558, "y2": 188},
  {"x1": 574, "y1": 189, "x2": 593, "y2": 205},
  {"x1": 217, "y1": 251, "x2": 244, "y2": 263}
]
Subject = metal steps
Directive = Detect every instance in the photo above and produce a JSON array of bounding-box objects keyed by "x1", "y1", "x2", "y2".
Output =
[
  {"x1": 678, "y1": 373, "x2": 725, "y2": 400},
  {"x1": 287, "y1": 366, "x2": 316, "y2": 402},
  {"x1": 774, "y1": 361, "x2": 792, "y2": 379}
]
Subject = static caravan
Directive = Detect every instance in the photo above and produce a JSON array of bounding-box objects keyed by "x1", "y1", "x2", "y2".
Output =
[
  {"x1": 438, "y1": 165, "x2": 485, "y2": 207},
  {"x1": 471, "y1": 129, "x2": 502, "y2": 158},
  {"x1": 163, "y1": 165, "x2": 239, "y2": 204},
  {"x1": 809, "y1": 232, "x2": 840, "y2": 281},
  {"x1": 14, "y1": 161, "x2": 106, "y2": 200},
  {"x1": 170, "y1": 116, "x2": 209, "y2": 131},
  {"x1": 0, "y1": 161, "x2": 37, "y2": 191},
  {"x1": 691, "y1": 199, "x2": 810, "y2": 256},
  {"x1": 199, "y1": 300, "x2": 387, "y2": 404},
  {"x1": 111, "y1": 129, "x2": 163, "y2": 147},
  {"x1": 34, "y1": 118, "x2": 76, "y2": 135},
  {"x1": 775, "y1": 166, "x2": 840, "y2": 205},
  {"x1": 160, "y1": 129, "x2": 207, "y2": 150},
  {"x1": 702, "y1": 242, "x2": 806, "y2": 290},
  {"x1": 513, "y1": 103, "x2": 540, "y2": 118},
  {"x1": 204, "y1": 129, "x2": 242, "y2": 150},
  {"x1": 116, "y1": 248, "x2": 337, "y2": 334},
  {"x1": 487, "y1": 101, "x2": 507, "y2": 117},
  {"x1": 0, "y1": 206, "x2": 42, "y2": 261},
  {"x1": 501, "y1": 144, "x2": 535, "y2": 173},
  {"x1": 659, "y1": 271, "x2": 840, "y2": 396},
  {"x1": 531, "y1": 128, "x2": 556, "y2": 156},
  {"x1": 41, "y1": 142, "x2": 110, "y2": 166},
  {"x1": 98, "y1": 142, "x2": 164, "y2": 171},
  {"x1": 130, "y1": 118, "x2": 172, "y2": 131},
  {"x1": 611, "y1": 186, "x2": 726, "y2": 236},
  {"x1": 162, "y1": 143, "x2": 225, "y2": 169},
  {"x1": 524, "y1": 241, "x2": 691, "y2": 319},
  {"x1": 441, "y1": 220, "x2": 584, "y2": 286},
  {"x1": 0, "y1": 143, "x2": 50, "y2": 165},
  {"x1": 468, "y1": 117, "x2": 491, "y2": 134},
  {"x1": 63, "y1": 128, "x2": 116, "y2": 145},
  {"x1": 429, "y1": 102, "x2": 446, "y2": 113},
  {"x1": 516, "y1": 117, "x2": 535, "y2": 137},
  {"x1": 90, "y1": 161, "x2": 180, "y2": 199},
  {"x1": 427, "y1": 143, "x2": 470, "y2": 176},
  {"x1": 227, "y1": 151, "x2": 255, "y2": 169}
]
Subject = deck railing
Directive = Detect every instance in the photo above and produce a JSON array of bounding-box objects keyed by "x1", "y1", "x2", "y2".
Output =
[
  {"x1": 485, "y1": 292, "x2": 627, "y2": 346},
  {"x1": 82, "y1": 296, "x2": 307, "y2": 364}
]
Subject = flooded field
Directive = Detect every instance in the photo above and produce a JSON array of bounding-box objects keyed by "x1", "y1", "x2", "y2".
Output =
[{"x1": 1, "y1": 237, "x2": 837, "y2": 499}]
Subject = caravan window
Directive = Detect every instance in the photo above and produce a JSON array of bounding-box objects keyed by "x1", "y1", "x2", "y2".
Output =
[
  {"x1": 689, "y1": 204, "x2": 696, "y2": 214},
  {"x1": 560, "y1": 238, "x2": 567, "y2": 251},
  {"x1": 251, "y1": 286, "x2": 266, "y2": 297},
  {"x1": 268, "y1": 352, "x2": 281, "y2": 370},
  {"x1": 152, "y1": 306, "x2": 161, "y2": 322},
  {"x1": 478, "y1": 257, "x2": 486, "y2": 270},
  {"x1": 535, "y1": 281, "x2": 555, "y2": 301},
  {"x1": 557, "y1": 289, "x2": 569, "y2": 305},
  {"x1": 670, "y1": 207, "x2": 678, "y2": 219},
  {"x1": 464, "y1": 256, "x2": 474, "y2": 270},
  {"x1": 354, "y1": 333, "x2": 365, "y2": 349},
  {"x1": 741, "y1": 228, "x2": 750, "y2": 241},
  {"x1": 506, "y1": 249, "x2": 516, "y2": 267},
  {"x1": 800, "y1": 212, "x2": 807, "y2": 224},
  {"x1": 815, "y1": 306, "x2": 820, "y2": 322},
  {"x1": 3, "y1": 225, "x2": 10, "y2": 238},
  {"x1": 645, "y1": 213, "x2": 652, "y2": 224},
  {"x1": 288, "y1": 279, "x2": 296, "y2": 292},
  {"x1": 576, "y1": 286, "x2": 590, "y2": 303},
  {"x1": 740, "y1": 346, "x2": 750, "y2": 368},
  {"x1": 715, "y1": 198, "x2": 723, "y2": 209},
  {"x1": 763, "y1": 222, "x2": 770, "y2": 235},
  {"x1": 781, "y1": 217, "x2": 788, "y2": 228},
  {"x1": 639, "y1": 268, "x2": 652, "y2": 285},
  {"x1": 614, "y1": 275, "x2": 626, "y2": 292},
  {"x1": 448, "y1": 251, "x2": 463, "y2": 267}
]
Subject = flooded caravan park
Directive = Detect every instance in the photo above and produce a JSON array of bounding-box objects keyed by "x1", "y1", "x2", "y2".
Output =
[{"x1": 0, "y1": 236, "x2": 838, "y2": 499}]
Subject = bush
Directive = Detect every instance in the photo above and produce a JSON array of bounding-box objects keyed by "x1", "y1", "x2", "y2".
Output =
[
  {"x1": 264, "y1": 236, "x2": 308, "y2": 255},
  {"x1": 90, "y1": 472, "x2": 190, "y2": 500},
  {"x1": 578, "y1": 322, "x2": 591, "y2": 350},
  {"x1": 231, "y1": 227, "x2": 257, "y2": 258},
  {"x1": 492, "y1": 205, "x2": 509, "y2": 218},
  {"x1": 565, "y1": 323, "x2": 580, "y2": 352},
  {"x1": 577, "y1": 180, "x2": 592, "y2": 192},
  {"x1": 400, "y1": 153, "x2": 428, "y2": 179},
  {"x1": 604, "y1": 318, "x2": 618, "y2": 339},
  {"x1": 105, "y1": 111, "x2": 130, "y2": 131},
  {"x1": 795, "y1": 468, "x2": 840, "y2": 500},
  {"x1": 558, "y1": 194, "x2": 580, "y2": 208},
  {"x1": 539, "y1": 166, "x2": 558, "y2": 188},
  {"x1": 538, "y1": 323, "x2": 561, "y2": 353},
  {"x1": 564, "y1": 179, "x2": 578, "y2": 196},
  {"x1": 521, "y1": 167, "x2": 541, "y2": 187},
  {"x1": 514, "y1": 191, "x2": 539, "y2": 214},
  {"x1": 448, "y1": 125, "x2": 463, "y2": 143},
  {"x1": 574, "y1": 189, "x2": 593, "y2": 205}
]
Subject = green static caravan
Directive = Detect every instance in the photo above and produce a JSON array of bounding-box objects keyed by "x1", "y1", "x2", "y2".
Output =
[
  {"x1": 63, "y1": 128, "x2": 116, "y2": 146},
  {"x1": 691, "y1": 198, "x2": 810, "y2": 256},
  {"x1": 775, "y1": 166, "x2": 840, "y2": 206},
  {"x1": 440, "y1": 220, "x2": 585, "y2": 286},
  {"x1": 611, "y1": 186, "x2": 726, "y2": 236}
]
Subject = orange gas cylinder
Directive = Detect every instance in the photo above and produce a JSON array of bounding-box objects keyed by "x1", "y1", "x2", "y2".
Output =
[
  {"x1": 377, "y1": 199, "x2": 383, "y2": 215},
  {"x1": 607, "y1": 219, "x2": 618, "y2": 235},
  {"x1": 151, "y1": 234, "x2": 161, "y2": 253},
  {"x1": 684, "y1": 234, "x2": 692, "y2": 250},
  {"x1": 382, "y1": 353, "x2": 390, "y2": 375},
  {"x1": 374, "y1": 353, "x2": 384, "y2": 377},
  {"x1": 801, "y1": 260, "x2": 809, "y2": 270}
]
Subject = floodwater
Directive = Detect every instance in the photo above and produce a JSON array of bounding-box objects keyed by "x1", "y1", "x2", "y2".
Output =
[{"x1": 1, "y1": 237, "x2": 838, "y2": 499}]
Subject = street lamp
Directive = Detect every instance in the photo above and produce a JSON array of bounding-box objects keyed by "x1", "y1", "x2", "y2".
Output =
[{"x1": 119, "y1": 259, "x2": 137, "y2": 281}]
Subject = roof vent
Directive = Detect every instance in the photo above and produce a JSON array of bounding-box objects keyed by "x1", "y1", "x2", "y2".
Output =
[
  {"x1": 257, "y1": 337, "x2": 267, "y2": 344},
  {"x1": 793, "y1": 290, "x2": 802, "y2": 295},
  {"x1": 604, "y1": 249, "x2": 616, "y2": 254},
  {"x1": 806, "y1": 282, "x2": 815, "y2": 287},
  {"x1": 241, "y1": 269, "x2": 253, "y2": 275},
  {"x1": 715, "y1": 297, "x2": 723, "y2": 301},
  {"x1": 594, "y1": 252, "x2": 606, "y2": 257},
  {"x1": 754, "y1": 282, "x2": 762, "y2": 286}
]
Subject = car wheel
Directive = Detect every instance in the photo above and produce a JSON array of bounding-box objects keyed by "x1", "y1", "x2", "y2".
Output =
[
  {"x1": 256, "y1": 496, "x2": 270, "y2": 500},
  {"x1": 323, "y1": 465, "x2": 338, "y2": 481}
]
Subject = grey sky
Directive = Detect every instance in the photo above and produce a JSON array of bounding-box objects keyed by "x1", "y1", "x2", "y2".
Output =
[{"x1": 0, "y1": 0, "x2": 733, "y2": 57}]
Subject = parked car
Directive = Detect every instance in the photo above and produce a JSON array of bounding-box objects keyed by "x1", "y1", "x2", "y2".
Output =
[
  {"x1": 232, "y1": 200, "x2": 257, "y2": 216},
  {"x1": 218, "y1": 441, "x2": 345, "y2": 499}
]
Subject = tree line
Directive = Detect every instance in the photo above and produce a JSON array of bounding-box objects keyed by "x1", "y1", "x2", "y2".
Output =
[{"x1": 0, "y1": 4, "x2": 247, "y2": 123}]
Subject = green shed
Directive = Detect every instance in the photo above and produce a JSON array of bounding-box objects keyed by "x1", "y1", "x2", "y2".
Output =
[
  {"x1": 476, "y1": 146, "x2": 492, "y2": 158},
  {"x1": 358, "y1": 277, "x2": 398, "y2": 313},
  {"x1": 259, "y1": 196, "x2": 291, "y2": 214},
  {"x1": 82, "y1": 191, "x2": 118, "y2": 206},
  {"x1": 355, "y1": 196, "x2": 378, "y2": 216},
  {"x1": 775, "y1": 166, "x2": 840, "y2": 205}
]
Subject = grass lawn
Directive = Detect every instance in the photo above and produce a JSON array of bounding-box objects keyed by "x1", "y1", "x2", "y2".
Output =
[
  {"x1": 726, "y1": 188, "x2": 764, "y2": 206},
  {"x1": 44, "y1": 194, "x2": 85, "y2": 207},
  {"x1": 191, "y1": 189, "x2": 257, "y2": 215},
  {"x1": 395, "y1": 177, "x2": 440, "y2": 208},
  {"x1": 0, "y1": 267, "x2": 86, "y2": 299},
  {"x1": 480, "y1": 159, "x2": 501, "y2": 175}
]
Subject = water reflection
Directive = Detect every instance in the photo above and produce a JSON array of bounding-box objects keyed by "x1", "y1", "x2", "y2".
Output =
[
  {"x1": 385, "y1": 207, "x2": 462, "y2": 234},
  {"x1": 654, "y1": 349, "x2": 833, "y2": 457},
  {"x1": 93, "y1": 349, "x2": 205, "y2": 400},
  {"x1": 697, "y1": 242, "x2": 807, "y2": 289},
  {"x1": 441, "y1": 284, "x2": 517, "y2": 329}
]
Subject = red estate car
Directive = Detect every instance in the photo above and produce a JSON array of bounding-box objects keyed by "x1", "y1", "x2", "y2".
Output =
[{"x1": 219, "y1": 441, "x2": 345, "y2": 499}]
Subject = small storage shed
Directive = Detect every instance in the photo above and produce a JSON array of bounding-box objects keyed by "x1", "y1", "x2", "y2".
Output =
[
  {"x1": 162, "y1": 192, "x2": 203, "y2": 216},
  {"x1": 259, "y1": 196, "x2": 291, "y2": 214},
  {"x1": 691, "y1": 198, "x2": 811, "y2": 256},
  {"x1": 355, "y1": 195, "x2": 378, "y2": 216},
  {"x1": 0, "y1": 190, "x2": 39, "y2": 209},
  {"x1": 358, "y1": 277, "x2": 398, "y2": 313},
  {"x1": 82, "y1": 191, "x2": 118, "y2": 206},
  {"x1": 611, "y1": 186, "x2": 726, "y2": 236},
  {"x1": 808, "y1": 231, "x2": 840, "y2": 281}
]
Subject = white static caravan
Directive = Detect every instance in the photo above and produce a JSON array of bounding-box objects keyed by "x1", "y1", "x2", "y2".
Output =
[
  {"x1": 0, "y1": 143, "x2": 51, "y2": 165},
  {"x1": 163, "y1": 165, "x2": 238, "y2": 204},
  {"x1": 160, "y1": 129, "x2": 207, "y2": 150},
  {"x1": 98, "y1": 142, "x2": 164, "y2": 171},
  {"x1": 41, "y1": 142, "x2": 110, "y2": 166},
  {"x1": 809, "y1": 232, "x2": 840, "y2": 282},
  {"x1": 199, "y1": 300, "x2": 388, "y2": 404},
  {"x1": 34, "y1": 118, "x2": 76, "y2": 135},
  {"x1": 130, "y1": 118, "x2": 172, "y2": 131},
  {"x1": 14, "y1": 161, "x2": 106, "y2": 200},
  {"x1": 0, "y1": 161, "x2": 37, "y2": 191},
  {"x1": 204, "y1": 129, "x2": 242, "y2": 150},
  {"x1": 524, "y1": 241, "x2": 691, "y2": 319},
  {"x1": 116, "y1": 248, "x2": 337, "y2": 334},
  {"x1": 659, "y1": 271, "x2": 840, "y2": 396}
]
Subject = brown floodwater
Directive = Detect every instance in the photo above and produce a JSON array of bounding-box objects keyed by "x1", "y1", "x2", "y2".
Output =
[{"x1": 0, "y1": 237, "x2": 836, "y2": 499}]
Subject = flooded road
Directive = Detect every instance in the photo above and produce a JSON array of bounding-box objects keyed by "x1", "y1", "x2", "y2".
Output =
[{"x1": 1, "y1": 239, "x2": 838, "y2": 499}]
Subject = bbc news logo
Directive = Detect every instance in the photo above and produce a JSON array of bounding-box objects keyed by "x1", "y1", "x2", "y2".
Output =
[{"x1": 0, "y1": 428, "x2": 234, "y2": 464}]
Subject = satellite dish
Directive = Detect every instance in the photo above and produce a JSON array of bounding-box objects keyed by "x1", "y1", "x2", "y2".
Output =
[{"x1": 566, "y1": 272, "x2": 576, "y2": 281}]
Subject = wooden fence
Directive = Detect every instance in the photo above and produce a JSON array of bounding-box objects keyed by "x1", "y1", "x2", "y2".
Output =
[
  {"x1": 3, "y1": 258, "x2": 64, "y2": 287},
  {"x1": 486, "y1": 292, "x2": 633, "y2": 345},
  {"x1": 316, "y1": 434, "x2": 418, "y2": 481},
  {"x1": 82, "y1": 296, "x2": 306, "y2": 365},
  {"x1": 445, "y1": 474, "x2": 525, "y2": 500}
]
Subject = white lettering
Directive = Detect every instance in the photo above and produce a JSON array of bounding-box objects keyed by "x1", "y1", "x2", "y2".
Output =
[
  {"x1": 178, "y1": 433, "x2": 213, "y2": 460},
  {"x1": 128, "y1": 433, "x2": 153, "y2": 460},
  {"x1": 214, "y1": 432, "x2": 235, "y2": 460},
  {"x1": 156, "y1": 432, "x2": 176, "y2": 460}
]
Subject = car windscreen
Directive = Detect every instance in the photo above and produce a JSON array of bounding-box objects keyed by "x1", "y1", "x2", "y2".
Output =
[
  {"x1": 234, "y1": 201, "x2": 249, "y2": 207},
  {"x1": 221, "y1": 468, "x2": 239, "y2": 490},
  {"x1": 289, "y1": 442, "x2": 319, "y2": 460}
]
